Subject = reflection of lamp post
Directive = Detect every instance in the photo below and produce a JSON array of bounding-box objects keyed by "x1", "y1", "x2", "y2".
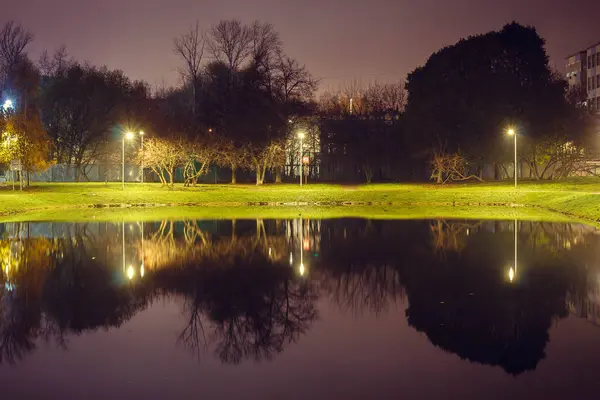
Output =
[
  {"x1": 507, "y1": 127, "x2": 517, "y2": 188},
  {"x1": 298, "y1": 131, "x2": 305, "y2": 187},
  {"x1": 141, "y1": 221, "x2": 145, "y2": 278},
  {"x1": 509, "y1": 219, "x2": 518, "y2": 283},
  {"x1": 299, "y1": 218, "x2": 305, "y2": 276},
  {"x1": 122, "y1": 220, "x2": 126, "y2": 274},
  {"x1": 123, "y1": 131, "x2": 134, "y2": 190},
  {"x1": 139, "y1": 131, "x2": 145, "y2": 184}
]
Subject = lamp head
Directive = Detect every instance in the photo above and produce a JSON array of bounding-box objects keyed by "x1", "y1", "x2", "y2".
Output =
[
  {"x1": 125, "y1": 131, "x2": 134, "y2": 140},
  {"x1": 139, "y1": 131, "x2": 144, "y2": 136},
  {"x1": 298, "y1": 131, "x2": 305, "y2": 139},
  {"x1": 507, "y1": 128, "x2": 515, "y2": 136},
  {"x1": 2, "y1": 99, "x2": 13, "y2": 111}
]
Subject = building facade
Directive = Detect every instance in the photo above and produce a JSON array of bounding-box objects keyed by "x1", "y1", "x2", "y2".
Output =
[{"x1": 566, "y1": 41, "x2": 600, "y2": 114}]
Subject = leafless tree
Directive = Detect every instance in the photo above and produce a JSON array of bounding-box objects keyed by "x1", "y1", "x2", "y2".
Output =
[
  {"x1": 272, "y1": 51, "x2": 318, "y2": 105},
  {"x1": 0, "y1": 20, "x2": 34, "y2": 81},
  {"x1": 249, "y1": 21, "x2": 281, "y2": 66},
  {"x1": 208, "y1": 20, "x2": 253, "y2": 71},
  {"x1": 173, "y1": 21, "x2": 206, "y2": 116},
  {"x1": 38, "y1": 45, "x2": 70, "y2": 77}
]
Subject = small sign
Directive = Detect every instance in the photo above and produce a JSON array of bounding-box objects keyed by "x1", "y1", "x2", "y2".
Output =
[
  {"x1": 10, "y1": 159, "x2": 21, "y2": 171},
  {"x1": 302, "y1": 156, "x2": 310, "y2": 165}
]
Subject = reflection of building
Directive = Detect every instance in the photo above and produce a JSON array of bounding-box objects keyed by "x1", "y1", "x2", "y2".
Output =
[
  {"x1": 567, "y1": 274, "x2": 600, "y2": 327},
  {"x1": 566, "y1": 41, "x2": 600, "y2": 113}
]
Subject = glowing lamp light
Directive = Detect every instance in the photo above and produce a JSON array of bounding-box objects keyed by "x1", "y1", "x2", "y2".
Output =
[
  {"x1": 299, "y1": 263, "x2": 305, "y2": 277},
  {"x1": 2, "y1": 99, "x2": 13, "y2": 111},
  {"x1": 125, "y1": 131, "x2": 134, "y2": 140},
  {"x1": 127, "y1": 265, "x2": 135, "y2": 280},
  {"x1": 508, "y1": 267, "x2": 515, "y2": 283},
  {"x1": 140, "y1": 265, "x2": 145, "y2": 278},
  {"x1": 139, "y1": 131, "x2": 145, "y2": 136},
  {"x1": 507, "y1": 128, "x2": 515, "y2": 136},
  {"x1": 297, "y1": 131, "x2": 305, "y2": 139}
]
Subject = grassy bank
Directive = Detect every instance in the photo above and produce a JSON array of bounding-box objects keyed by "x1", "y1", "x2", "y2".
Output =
[{"x1": 1, "y1": 179, "x2": 600, "y2": 223}]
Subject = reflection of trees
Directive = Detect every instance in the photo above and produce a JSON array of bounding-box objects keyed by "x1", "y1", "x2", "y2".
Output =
[
  {"x1": 155, "y1": 255, "x2": 318, "y2": 364},
  {"x1": 317, "y1": 220, "x2": 414, "y2": 315},
  {"x1": 0, "y1": 220, "x2": 318, "y2": 366},
  {"x1": 429, "y1": 220, "x2": 481, "y2": 255},
  {"x1": 0, "y1": 217, "x2": 596, "y2": 375},
  {"x1": 0, "y1": 236, "x2": 56, "y2": 364},
  {"x1": 401, "y1": 245, "x2": 578, "y2": 375}
]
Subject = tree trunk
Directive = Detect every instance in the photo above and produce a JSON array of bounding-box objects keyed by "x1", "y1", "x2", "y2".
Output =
[
  {"x1": 275, "y1": 166, "x2": 282, "y2": 183},
  {"x1": 231, "y1": 163, "x2": 237, "y2": 184},
  {"x1": 27, "y1": 170, "x2": 30, "y2": 187},
  {"x1": 256, "y1": 163, "x2": 264, "y2": 185}
]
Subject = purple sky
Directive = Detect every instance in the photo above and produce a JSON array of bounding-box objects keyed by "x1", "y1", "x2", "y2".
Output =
[{"x1": 2, "y1": 0, "x2": 599, "y2": 92}]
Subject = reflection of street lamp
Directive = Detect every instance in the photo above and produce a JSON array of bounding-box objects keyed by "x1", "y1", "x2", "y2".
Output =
[
  {"x1": 298, "y1": 217, "x2": 306, "y2": 277},
  {"x1": 127, "y1": 265, "x2": 135, "y2": 280},
  {"x1": 139, "y1": 131, "x2": 145, "y2": 183},
  {"x1": 506, "y1": 127, "x2": 517, "y2": 188},
  {"x1": 298, "y1": 131, "x2": 305, "y2": 187},
  {"x1": 123, "y1": 132, "x2": 134, "y2": 190},
  {"x1": 141, "y1": 221, "x2": 145, "y2": 277},
  {"x1": 508, "y1": 219, "x2": 518, "y2": 283}
]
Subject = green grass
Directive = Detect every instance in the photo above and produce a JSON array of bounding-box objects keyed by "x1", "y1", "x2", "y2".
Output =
[{"x1": 1, "y1": 178, "x2": 600, "y2": 223}]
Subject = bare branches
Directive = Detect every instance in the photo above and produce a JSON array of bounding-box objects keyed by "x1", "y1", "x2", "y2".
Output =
[
  {"x1": 38, "y1": 46, "x2": 70, "y2": 77},
  {"x1": 430, "y1": 151, "x2": 483, "y2": 184},
  {"x1": 0, "y1": 21, "x2": 33, "y2": 78},
  {"x1": 249, "y1": 21, "x2": 281, "y2": 66},
  {"x1": 208, "y1": 20, "x2": 253, "y2": 71},
  {"x1": 272, "y1": 51, "x2": 317, "y2": 105},
  {"x1": 173, "y1": 22, "x2": 206, "y2": 85}
]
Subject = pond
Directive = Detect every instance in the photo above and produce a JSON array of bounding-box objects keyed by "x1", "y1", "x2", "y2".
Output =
[{"x1": 1, "y1": 217, "x2": 600, "y2": 398}]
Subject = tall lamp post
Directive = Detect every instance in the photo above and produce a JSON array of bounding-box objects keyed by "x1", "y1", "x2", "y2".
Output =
[
  {"x1": 123, "y1": 131, "x2": 134, "y2": 190},
  {"x1": 139, "y1": 131, "x2": 145, "y2": 183},
  {"x1": 507, "y1": 128, "x2": 517, "y2": 188},
  {"x1": 298, "y1": 131, "x2": 305, "y2": 187}
]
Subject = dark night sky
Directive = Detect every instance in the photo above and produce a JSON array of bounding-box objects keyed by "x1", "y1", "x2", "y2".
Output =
[{"x1": 2, "y1": 0, "x2": 599, "y2": 92}]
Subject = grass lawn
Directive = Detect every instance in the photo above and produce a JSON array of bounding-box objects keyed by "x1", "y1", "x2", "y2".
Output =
[{"x1": 1, "y1": 178, "x2": 600, "y2": 223}]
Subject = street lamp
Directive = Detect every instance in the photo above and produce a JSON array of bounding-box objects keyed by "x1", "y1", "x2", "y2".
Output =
[
  {"x1": 2, "y1": 99, "x2": 13, "y2": 111},
  {"x1": 139, "y1": 131, "x2": 145, "y2": 184},
  {"x1": 298, "y1": 131, "x2": 305, "y2": 187},
  {"x1": 123, "y1": 131, "x2": 134, "y2": 190},
  {"x1": 506, "y1": 127, "x2": 517, "y2": 188}
]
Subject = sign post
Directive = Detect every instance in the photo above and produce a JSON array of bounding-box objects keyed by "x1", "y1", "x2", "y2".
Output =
[{"x1": 10, "y1": 160, "x2": 21, "y2": 191}]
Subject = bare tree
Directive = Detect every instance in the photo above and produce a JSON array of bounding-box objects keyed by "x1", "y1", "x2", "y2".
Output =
[
  {"x1": 249, "y1": 21, "x2": 281, "y2": 66},
  {"x1": 208, "y1": 20, "x2": 253, "y2": 71},
  {"x1": 0, "y1": 21, "x2": 34, "y2": 81},
  {"x1": 173, "y1": 21, "x2": 206, "y2": 117},
  {"x1": 272, "y1": 51, "x2": 318, "y2": 105},
  {"x1": 38, "y1": 45, "x2": 70, "y2": 77}
]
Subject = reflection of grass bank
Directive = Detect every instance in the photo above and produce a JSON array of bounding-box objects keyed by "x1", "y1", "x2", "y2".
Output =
[
  {"x1": 1, "y1": 205, "x2": 575, "y2": 224},
  {"x1": 1, "y1": 179, "x2": 600, "y2": 223}
]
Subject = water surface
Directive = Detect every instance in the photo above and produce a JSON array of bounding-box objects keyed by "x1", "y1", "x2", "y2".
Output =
[{"x1": 1, "y1": 218, "x2": 600, "y2": 399}]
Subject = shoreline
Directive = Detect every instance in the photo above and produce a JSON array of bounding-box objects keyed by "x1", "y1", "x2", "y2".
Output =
[{"x1": 1, "y1": 181, "x2": 599, "y2": 224}]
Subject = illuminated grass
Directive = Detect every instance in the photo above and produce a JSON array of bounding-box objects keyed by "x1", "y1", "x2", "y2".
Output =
[
  {"x1": 0, "y1": 205, "x2": 575, "y2": 223},
  {"x1": 0, "y1": 178, "x2": 599, "y2": 223}
]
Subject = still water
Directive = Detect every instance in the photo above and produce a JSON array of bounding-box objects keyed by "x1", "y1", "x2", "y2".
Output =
[{"x1": 1, "y1": 218, "x2": 600, "y2": 399}]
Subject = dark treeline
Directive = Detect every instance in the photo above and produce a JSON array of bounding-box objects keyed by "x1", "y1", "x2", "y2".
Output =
[{"x1": 0, "y1": 20, "x2": 597, "y2": 184}]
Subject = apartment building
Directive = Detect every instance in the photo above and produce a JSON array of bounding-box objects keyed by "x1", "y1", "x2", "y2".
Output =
[{"x1": 566, "y1": 41, "x2": 600, "y2": 113}]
